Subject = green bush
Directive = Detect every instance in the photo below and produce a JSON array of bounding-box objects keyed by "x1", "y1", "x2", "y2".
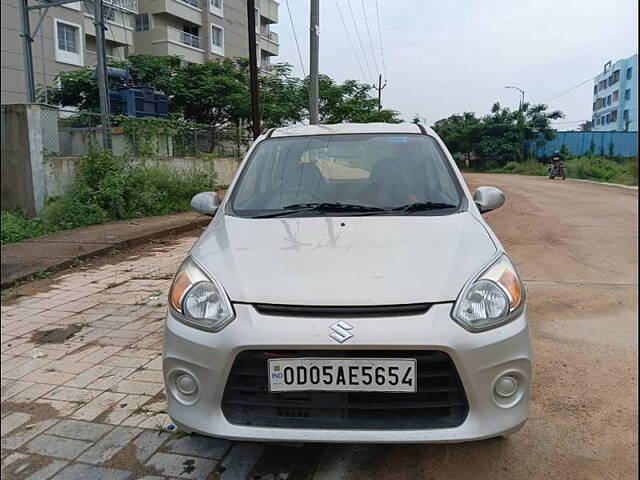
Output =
[
  {"x1": 488, "y1": 160, "x2": 547, "y2": 176},
  {"x1": 486, "y1": 155, "x2": 638, "y2": 186},
  {"x1": 566, "y1": 156, "x2": 637, "y2": 185},
  {"x1": 1, "y1": 211, "x2": 54, "y2": 244},
  {"x1": 2, "y1": 150, "x2": 216, "y2": 244}
]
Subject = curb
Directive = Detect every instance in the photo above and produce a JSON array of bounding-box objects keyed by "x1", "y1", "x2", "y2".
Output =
[
  {"x1": 1, "y1": 216, "x2": 210, "y2": 289},
  {"x1": 566, "y1": 178, "x2": 638, "y2": 190}
]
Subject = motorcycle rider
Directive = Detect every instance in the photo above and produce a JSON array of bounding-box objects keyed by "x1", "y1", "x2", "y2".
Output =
[{"x1": 548, "y1": 150, "x2": 566, "y2": 180}]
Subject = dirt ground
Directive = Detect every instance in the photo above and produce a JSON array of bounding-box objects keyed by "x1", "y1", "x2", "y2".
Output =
[{"x1": 308, "y1": 174, "x2": 638, "y2": 480}]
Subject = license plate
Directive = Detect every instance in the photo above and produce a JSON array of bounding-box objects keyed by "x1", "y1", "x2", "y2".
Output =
[{"x1": 268, "y1": 358, "x2": 417, "y2": 393}]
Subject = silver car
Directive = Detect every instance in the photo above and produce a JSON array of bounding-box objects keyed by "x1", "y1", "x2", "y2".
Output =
[{"x1": 164, "y1": 123, "x2": 532, "y2": 443}]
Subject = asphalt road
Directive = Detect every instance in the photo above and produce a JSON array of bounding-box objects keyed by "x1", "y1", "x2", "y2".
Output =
[{"x1": 301, "y1": 174, "x2": 639, "y2": 480}]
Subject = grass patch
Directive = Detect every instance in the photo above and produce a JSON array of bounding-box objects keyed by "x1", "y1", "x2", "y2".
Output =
[
  {"x1": 1, "y1": 211, "x2": 55, "y2": 244},
  {"x1": 488, "y1": 156, "x2": 638, "y2": 186},
  {"x1": 1, "y1": 150, "x2": 216, "y2": 244}
]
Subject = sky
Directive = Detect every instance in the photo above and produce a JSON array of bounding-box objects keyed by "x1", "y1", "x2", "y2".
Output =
[{"x1": 274, "y1": 0, "x2": 638, "y2": 129}]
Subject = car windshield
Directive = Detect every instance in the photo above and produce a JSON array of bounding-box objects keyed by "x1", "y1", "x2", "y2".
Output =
[{"x1": 229, "y1": 134, "x2": 463, "y2": 218}]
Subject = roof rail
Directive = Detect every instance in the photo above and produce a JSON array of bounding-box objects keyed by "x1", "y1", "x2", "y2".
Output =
[
  {"x1": 265, "y1": 128, "x2": 276, "y2": 139},
  {"x1": 417, "y1": 123, "x2": 428, "y2": 135}
]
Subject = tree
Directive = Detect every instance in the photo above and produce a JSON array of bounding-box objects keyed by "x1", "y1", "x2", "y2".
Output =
[
  {"x1": 258, "y1": 63, "x2": 305, "y2": 128},
  {"x1": 40, "y1": 56, "x2": 401, "y2": 127},
  {"x1": 432, "y1": 102, "x2": 564, "y2": 168},
  {"x1": 42, "y1": 68, "x2": 100, "y2": 111},
  {"x1": 432, "y1": 112, "x2": 482, "y2": 157},
  {"x1": 170, "y1": 58, "x2": 250, "y2": 125},
  {"x1": 312, "y1": 75, "x2": 401, "y2": 124},
  {"x1": 579, "y1": 120, "x2": 592, "y2": 132}
]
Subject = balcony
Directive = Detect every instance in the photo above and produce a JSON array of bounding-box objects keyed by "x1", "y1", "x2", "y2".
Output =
[
  {"x1": 105, "y1": 0, "x2": 138, "y2": 13},
  {"x1": 259, "y1": 0, "x2": 278, "y2": 23},
  {"x1": 260, "y1": 30, "x2": 278, "y2": 56},
  {"x1": 84, "y1": 16, "x2": 135, "y2": 46},
  {"x1": 135, "y1": 26, "x2": 204, "y2": 63},
  {"x1": 138, "y1": 0, "x2": 203, "y2": 25}
]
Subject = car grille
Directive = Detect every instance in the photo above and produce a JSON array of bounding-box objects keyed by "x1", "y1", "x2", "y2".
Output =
[{"x1": 221, "y1": 350, "x2": 469, "y2": 429}]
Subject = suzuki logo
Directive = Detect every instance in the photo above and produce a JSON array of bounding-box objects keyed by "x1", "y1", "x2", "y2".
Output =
[{"x1": 329, "y1": 321, "x2": 353, "y2": 344}]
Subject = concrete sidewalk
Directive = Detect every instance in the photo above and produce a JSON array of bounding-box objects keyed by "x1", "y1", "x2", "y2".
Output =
[{"x1": 1, "y1": 213, "x2": 210, "y2": 288}]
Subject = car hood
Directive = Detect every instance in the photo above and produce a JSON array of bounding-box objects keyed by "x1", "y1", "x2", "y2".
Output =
[{"x1": 191, "y1": 212, "x2": 497, "y2": 306}]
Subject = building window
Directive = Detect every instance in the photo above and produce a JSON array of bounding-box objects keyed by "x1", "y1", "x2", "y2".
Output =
[
  {"x1": 625, "y1": 89, "x2": 631, "y2": 101},
  {"x1": 135, "y1": 13, "x2": 149, "y2": 31},
  {"x1": 211, "y1": 24, "x2": 224, "y2": 55},
  {"x1": 627, "y1": 67, "x2": 633, "y2": 80},
  {"x1": 610, "y1": 110, "x2": 617, "y2": 122},
  {"x1": 607, "y1": 95, "x2": 611, "y2": 106},
  {"x1": 54, "y1": 19, "x2": 83, "y2": 66},
  {"x1": 592, "y1": 102, "x2": 596, "y2": 111},
  {"x1": 593, "y1": 85, "x2": 598, "y2": 95},
  {"x1": 612, "y1": 90, "x2": 619, "y2": 102},
  {"x1": 624, "y1": 110, "x2": 629, "y2": 121},
  {"x1": 612, "y1": 69, "x2": 620, "y2": 83},
  {"x1": 210, "y1": 0, "x2": 223, "y2": 16}
]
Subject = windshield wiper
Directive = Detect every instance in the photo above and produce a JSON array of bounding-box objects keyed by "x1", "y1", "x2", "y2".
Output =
[
  {"x1": 253, "y1": 202, "x2": 386, "y2": 218},
  {"x1": 391, "y1": 202, "x2": 458, "y2": 213}
]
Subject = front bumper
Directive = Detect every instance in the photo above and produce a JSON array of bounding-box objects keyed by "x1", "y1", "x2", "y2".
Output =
[{"x1": 162, "y1": 303, "x2": 532, "y2": 443}]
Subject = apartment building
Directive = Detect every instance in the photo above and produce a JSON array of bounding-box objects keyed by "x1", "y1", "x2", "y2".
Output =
[
  {"x1": 1, "y1": 1, "x2": 137, "y2": 103},
  {"x1": 592, "y1": 53, "x2": 638, "y2": 132},
  {"x1": 133, "y1": 0, "x2": 279, "y2": 68},
  {"x1": 1, "y1": 0, "x2": 279, "y2": 104}
]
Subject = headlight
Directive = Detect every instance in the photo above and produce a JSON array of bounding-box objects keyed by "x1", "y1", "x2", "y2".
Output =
[
  {"x1": 168, "y1": 257, "x2": 235, "y2": 332},
  {"x1": 452, "y1": 254, "x2": 524, "y2": 332}
]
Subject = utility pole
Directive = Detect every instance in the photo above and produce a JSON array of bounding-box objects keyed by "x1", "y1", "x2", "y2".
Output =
[
  {"x1": 94, "y1": 0, "x2": 111, "y2": 149},
  {"x1": 19, "y1": 0, "x2": 36, "y2": 102},
  {"x1": 247, "y1": 0, "x2": 261, "y2": 139},
  {"x1": 309, "y1": 0, "x2": 319, "y2": 124},
  {"x1": 372, "y1": 74, "x2": 387, "y2": 111}
]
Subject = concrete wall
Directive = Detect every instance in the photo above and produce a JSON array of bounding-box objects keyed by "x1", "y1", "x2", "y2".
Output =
[
  {"x1": 42, "y1": 155, "x2": 241, "y2": 199},
  {"x1": 2, "y1": 103, "x2": 241, "y2": 217},
  {"x1": 0, "y1": 104, "x2": 45, "y2": 216}
]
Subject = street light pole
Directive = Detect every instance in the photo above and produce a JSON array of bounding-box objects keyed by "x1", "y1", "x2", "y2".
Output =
[
  {"x1": 504, "y1": 85, "x2": 525, "y2": 110},
  {"x1": 505, "y1": 85, "x2": 526, "y2": 159}
]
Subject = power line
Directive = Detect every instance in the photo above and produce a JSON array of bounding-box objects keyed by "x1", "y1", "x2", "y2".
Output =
[
  {"x1": 284, "y1": 0, "x2": 305, "y2": 77},
  {"x1": 345, "y1": 0, "x2": 373, "y2": 83},
  {"x1": 360, "y1": 0, "x2": 379, "y2": 76},
  {"x1": 375, "y1": 0, "x2": 388, "y2": 81},
  {"x1": 543, "y1": 77, "x2": 595, "y2": 103},
  {"x1": 333, "y1": 0, "x2": 368, "y2": 83}
]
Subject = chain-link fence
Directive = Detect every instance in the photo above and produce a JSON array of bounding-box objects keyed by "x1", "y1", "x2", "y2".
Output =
[{"x1": 40, "y1": 106, "x2": 253, "y2": 158}]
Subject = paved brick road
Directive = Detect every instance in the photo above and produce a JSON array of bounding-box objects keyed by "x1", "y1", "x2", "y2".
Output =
[{"x1": 1, "y1": 236, "x2": 266, "y2": 479}]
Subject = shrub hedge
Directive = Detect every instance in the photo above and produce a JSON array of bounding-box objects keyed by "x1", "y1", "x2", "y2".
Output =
[{"x1": 2, "y1": 150, "x2": 215, "y2": 244}]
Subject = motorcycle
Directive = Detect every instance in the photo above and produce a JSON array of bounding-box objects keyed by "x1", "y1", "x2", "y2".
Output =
[{"x1": 548, "y1": 157, "x2": 566, "y2": 180}]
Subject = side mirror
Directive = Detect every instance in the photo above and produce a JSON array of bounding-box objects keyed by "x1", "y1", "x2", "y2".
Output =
[
  {"x1": 191, "y1": 192, "x2": 221, "y2": 216},
  {"x1": 473, "y1": 186, "x2": 505, "y2": 214}
]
